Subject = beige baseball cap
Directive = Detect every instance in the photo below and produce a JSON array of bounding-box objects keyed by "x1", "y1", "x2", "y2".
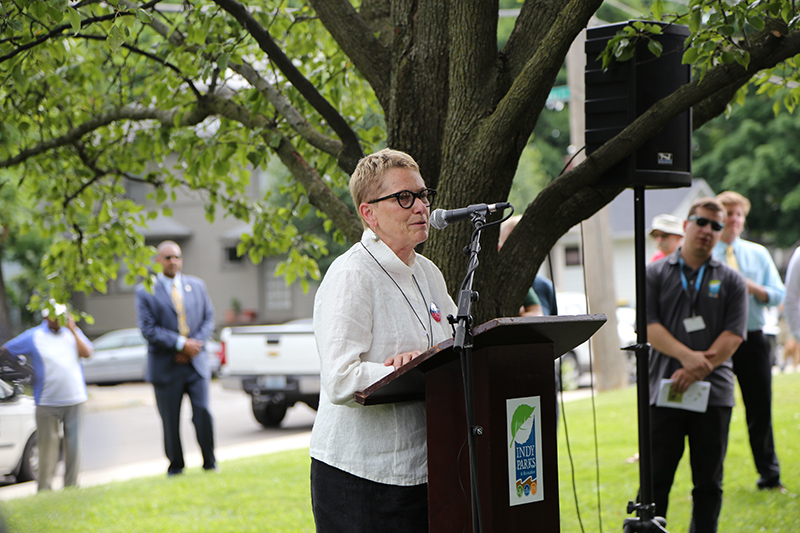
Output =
[{"x1": 649, "y1": 214, "x2": 684, "y2": 237}]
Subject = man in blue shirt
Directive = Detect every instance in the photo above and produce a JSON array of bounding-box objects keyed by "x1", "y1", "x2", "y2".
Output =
[
  {"x1": 713, "y1": 191, "x2": 786, "y2": 492},
  {"x1": 0, "y1": 302, "x2": 93, "y2": 491}
]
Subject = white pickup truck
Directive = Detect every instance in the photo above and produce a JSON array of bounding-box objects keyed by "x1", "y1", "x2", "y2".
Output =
[{"x1": 219, "y1": 318, "x2": 320, "y2": 427}]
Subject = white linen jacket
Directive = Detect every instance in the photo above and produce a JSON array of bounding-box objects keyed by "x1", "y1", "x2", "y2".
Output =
[{"x1": 310, "y1": 230, "x2": 457, "y2": 486}]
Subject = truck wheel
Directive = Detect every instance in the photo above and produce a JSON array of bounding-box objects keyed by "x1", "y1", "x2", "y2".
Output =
[
  {"x1": 305, "y1": 397, "x2": 319, "y2": 411},
  {"x1": 252, "y1": 400, "x2": 288, "y2": 427},
  {"x1": 17, "y1": 432, "x2": 38, "y2": 483}
]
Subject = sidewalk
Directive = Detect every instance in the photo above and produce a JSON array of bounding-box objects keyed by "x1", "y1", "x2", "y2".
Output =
[
  {"x1": 0, "y1": 431, "x2": 312, "y2": 501},
  {"x1": 0, "y1": 387, "x2": 595, "y2": 501}
]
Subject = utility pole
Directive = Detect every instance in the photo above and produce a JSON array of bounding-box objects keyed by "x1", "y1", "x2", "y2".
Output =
[{"x1": 567, "y1": 26, "x2": 629, "y2": 391}]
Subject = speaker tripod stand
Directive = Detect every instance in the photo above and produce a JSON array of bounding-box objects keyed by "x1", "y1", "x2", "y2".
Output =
[{"x1": 621, "y1": 186, "x2": 671, "y2": 533}]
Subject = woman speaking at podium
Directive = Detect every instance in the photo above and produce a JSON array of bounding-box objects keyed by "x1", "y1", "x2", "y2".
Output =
[{"x1": 309, "y1": 148, "x2": 457, "y2": 532}]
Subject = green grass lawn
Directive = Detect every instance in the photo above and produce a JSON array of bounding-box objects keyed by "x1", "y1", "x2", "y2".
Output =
[
  {"x1": 3, "y1": 372, "x2": 798, "y2": 532},
  {"x1": 557, "y1": 371, "x2": 800, "y2": 532}
]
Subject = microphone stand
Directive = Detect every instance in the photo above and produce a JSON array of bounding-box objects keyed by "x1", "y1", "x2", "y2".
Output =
[{"x1": 448, "y1": 211, "x2": 487, "y2": 533}]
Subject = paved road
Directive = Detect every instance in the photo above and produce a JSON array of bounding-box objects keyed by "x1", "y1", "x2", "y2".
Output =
[{"x1": 80, "y1": 381, "x2": 316, "y2": 472}]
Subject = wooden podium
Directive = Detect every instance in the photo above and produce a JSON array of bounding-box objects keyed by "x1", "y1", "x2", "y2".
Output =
[{"x1": 355, "y1": 314, "x2": 606, "y2": 533}]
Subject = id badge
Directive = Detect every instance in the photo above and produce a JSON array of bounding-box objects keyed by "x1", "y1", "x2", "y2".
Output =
[{"x1": 683, "y1": 315, "x2": 706, "y2": 333}]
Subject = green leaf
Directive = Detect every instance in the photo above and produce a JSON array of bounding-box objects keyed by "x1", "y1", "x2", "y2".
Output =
[
  {"x1": 651, "y1": 0, "x2": 664, "y2": 21},
  {"x1": 647, "y1": 39, "x2": 663, "y2": 57},
  {"x1": 107, "y1": 25, "x2": 124, "y2": 52},
  {"x1": 218, "y1": 53, "x2": 230, "y2": 72},
  {"x1": 721, "y1": 51, "x2": 734, "y2": 64},
  {"x1": 135, "y1": 9, "x2": 153, "y2": 24},
  {"x1": 68, "y1": 7, "x2": 81, "y2": 34},
  {"x1": 509, "y1": 404, "x2": 536, "y2": 448},
  {"x1": 749, "y1": 16, "x2": 765, "y2": 31},
  {"x1": 689, "y1": 9, "x2": 702, "y2": 34},
  {"x1": 155, "y1": 188, "x2": 167, "y2": 204}
]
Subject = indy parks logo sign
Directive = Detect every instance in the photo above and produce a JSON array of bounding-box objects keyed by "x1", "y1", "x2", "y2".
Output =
[{"x1": 506, "y1": 396, "x2": 544, "y2": 506}]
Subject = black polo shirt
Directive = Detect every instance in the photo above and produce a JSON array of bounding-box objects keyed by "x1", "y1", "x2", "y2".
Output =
[{"x1": 646, "y1": 249, "x2": 748, "y2": 407}]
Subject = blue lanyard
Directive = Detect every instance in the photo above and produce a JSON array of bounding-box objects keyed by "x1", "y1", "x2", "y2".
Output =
[
  {"x1": 679, "y1": 257, "x2": 706, "y2": 314},
  {"x1": 679, "y1": 258, "x2": 706, "y2": 292}
]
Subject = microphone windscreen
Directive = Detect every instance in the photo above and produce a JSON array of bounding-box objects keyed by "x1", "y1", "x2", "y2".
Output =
[{"x1": 430, "y1": 209, "x2": 448, "y2": 230}]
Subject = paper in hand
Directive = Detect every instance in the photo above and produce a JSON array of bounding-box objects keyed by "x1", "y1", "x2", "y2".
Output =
[{"x1": 656, "y1": 379, "x2": 710, "y2": 413}]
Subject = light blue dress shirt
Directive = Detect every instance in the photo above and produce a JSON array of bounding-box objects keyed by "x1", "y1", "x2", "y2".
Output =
[{"x1": 712, "y1": 237, "x2": 785, "y2": 331}]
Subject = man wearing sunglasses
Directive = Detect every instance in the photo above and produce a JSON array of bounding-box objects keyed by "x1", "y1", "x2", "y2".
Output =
[
  {"x1": 645, "y1": 197, "x2": 748, "y2": 532},
  {"x1": 712, "y1": 191, "x2": 786, "y2": 493}
]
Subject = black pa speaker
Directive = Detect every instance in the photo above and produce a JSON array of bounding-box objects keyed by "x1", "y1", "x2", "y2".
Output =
[{"x1": 585, "y1": 21, "x2": 692, "y2": 189}]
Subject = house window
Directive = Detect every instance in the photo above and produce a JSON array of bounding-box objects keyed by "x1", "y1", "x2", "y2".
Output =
[
  {"x1": 265, "y1": 260, "x2": 291, "y2": 311},
  {"x1": 224, "y1": 246, "x2": 245, "y2": 265},
  {"x1": 565, "y1": 245, "x2": 582, "y2": 266}
]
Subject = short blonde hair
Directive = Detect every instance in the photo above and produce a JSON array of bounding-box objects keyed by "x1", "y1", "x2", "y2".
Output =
[
  {"x1": 349, "y1": 149, "x2": 420, "y2": 227},
  {"x1": 716, "y1": 190, "x2": 751, "y2": 216},
  {"x1": 687, "y1": 197, "x2": 725, "y2": 218}
]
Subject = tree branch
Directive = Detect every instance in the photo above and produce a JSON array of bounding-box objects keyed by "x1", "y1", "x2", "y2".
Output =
[
  {"x1": 0, "y1": 0, "x2": 162, "y2": 65},
  {"x1": 202, "y1": 95, "x2": 363, "y2": 243},
  {"x1": 227, "y1": 60, "x2": 344, "y2": 157},
  {"x1": 584, "y1": 30, "x2": 800, "y2": 188},
  {"x1": 502, "y1": 0, "x2": 576, "y2": 82},
  {"x1": 73, "y1": 33, "x2": 202, "y2": 99},
  {"x1": 490, "y1": 0, "x2": 603, "y2": 139},
  {"x1": 307, "y1": 0, "x2": 391, "y2": 105},
  {"x1": 492, "y1": 27, "x2": 800, "y2": 317},
  {"x1": 0, "y1": 104, "x2": 212, "y2": 170},
  {"x1": 211, "y1": 0, "x2": 364, "y2": 173},
  {"x1": 65, "y1": 141, "x2": 110, "y2": 207}
]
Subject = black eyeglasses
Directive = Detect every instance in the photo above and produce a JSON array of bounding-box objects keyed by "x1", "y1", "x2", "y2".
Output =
[
  {"x1": 367, "y1": 188, "x2": 436, "y2": 209},
  {"x1": 688, "y1": 215, "x2": 724, "y2": 232}
]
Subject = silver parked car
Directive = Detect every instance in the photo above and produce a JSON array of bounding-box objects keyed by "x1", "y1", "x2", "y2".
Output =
[
  {"x1": 0, "y1": 379, "x2": 37, "y2": 483},
  {"x1": 83, "y1": 328, "x2": 223, "y2": 385},
  {"x1": 554, "y1": 292, "x2": 639, "y2": 389}
]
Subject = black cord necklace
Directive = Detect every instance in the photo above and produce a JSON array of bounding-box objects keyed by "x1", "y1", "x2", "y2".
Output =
[{"x1": 360, "y1": 241, "x2": 433, "y2": 350}]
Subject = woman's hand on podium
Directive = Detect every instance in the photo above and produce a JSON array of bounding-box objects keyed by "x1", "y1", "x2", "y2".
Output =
[{"x1": 385, "y1": 350, "x2": 423, "y2": 370}]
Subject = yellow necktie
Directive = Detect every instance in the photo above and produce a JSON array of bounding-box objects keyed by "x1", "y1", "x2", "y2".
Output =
[
  {"x1": 726, "y1": 245, "x2": 740, "y2": 271},
  {"x1": 171, "y1": 282, "x2": 190, "y2": 336}
]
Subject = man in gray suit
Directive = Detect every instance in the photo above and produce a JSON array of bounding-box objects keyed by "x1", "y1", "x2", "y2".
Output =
[{"x1": 135, "y1": 240, "x2": 217, "y2": 476}]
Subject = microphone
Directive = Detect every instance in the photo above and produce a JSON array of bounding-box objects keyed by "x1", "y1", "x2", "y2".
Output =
[{"x1": 430, "y1": 202, "x2": 511, "y2": 229}]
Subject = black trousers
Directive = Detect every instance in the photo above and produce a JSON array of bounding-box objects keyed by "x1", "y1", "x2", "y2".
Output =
[
  {"x1": 153, "y1": 364, "x2": 215, "y2": 474},
  {"x1": 310, "y1": 458, "x2": 428, "y2": 533},
  {"x1": 651, "y1": 405, "x2": 731, "y2": 533},
  {"x1": 732, "y1": 330, "x2": 781, "y2": 487}
]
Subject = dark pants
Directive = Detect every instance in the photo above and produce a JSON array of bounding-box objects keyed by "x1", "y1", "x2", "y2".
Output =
[
  {"x1": 651, "y1": 405, "x2": 731, "y2": 533},
  {"x1": 310, "y1": 458, "x2": 428, "y2": 533},
  {"x1": 732, "y1": 330, "x2": 781, "y2": 488},
  {"x1": 153, "y1": 364, "x2": 215, "y2": 474}
]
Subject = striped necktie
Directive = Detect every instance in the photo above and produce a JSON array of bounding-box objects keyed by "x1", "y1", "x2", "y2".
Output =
[
  {"x1": 726, "y1": 245, "x2": 740, "y2": 271},
  {"x1": 171, "y1": 282, "x2": 190, "y2": 336}
]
